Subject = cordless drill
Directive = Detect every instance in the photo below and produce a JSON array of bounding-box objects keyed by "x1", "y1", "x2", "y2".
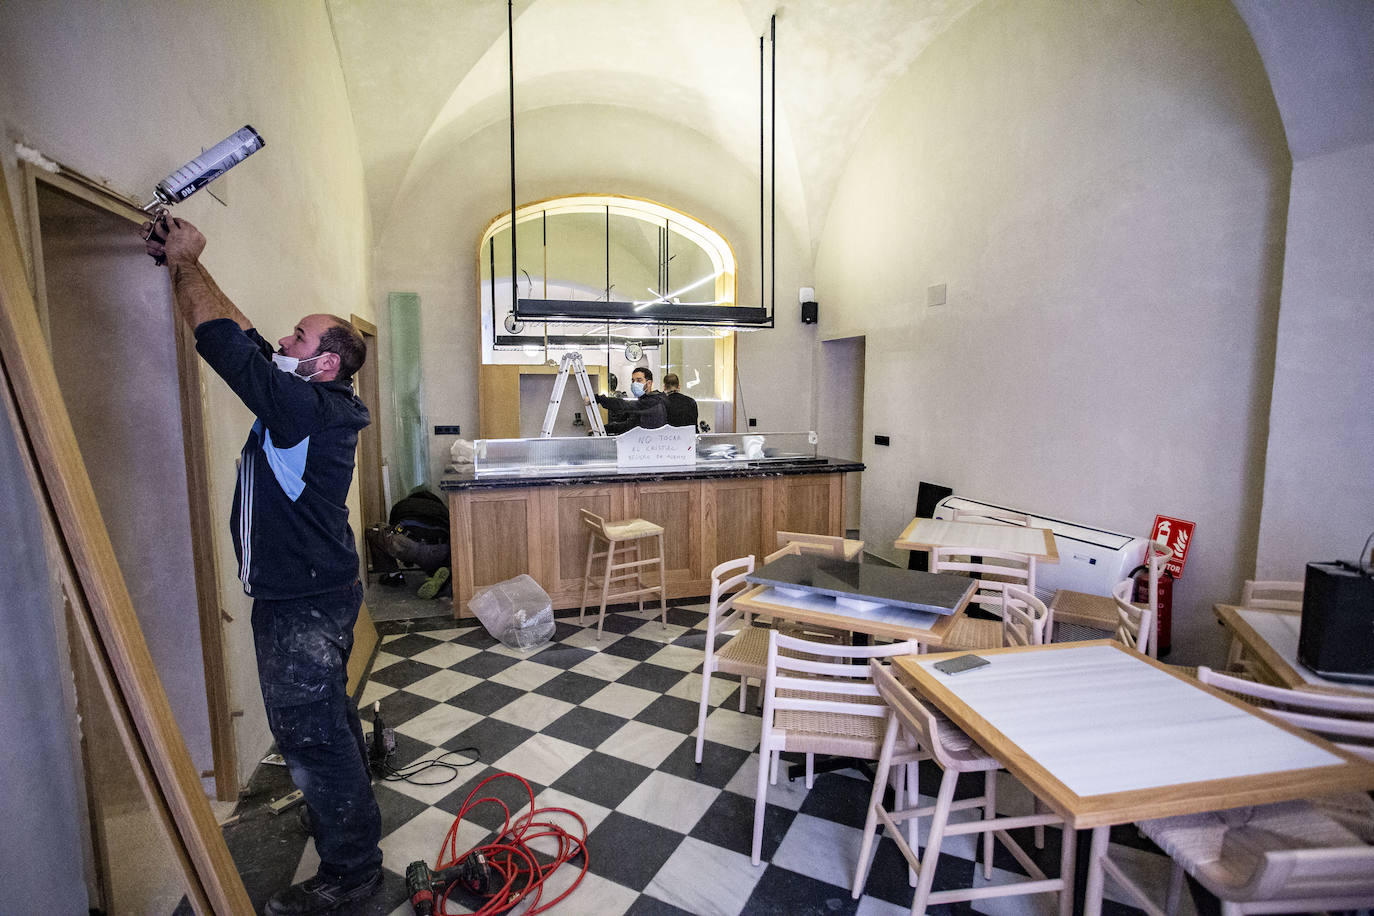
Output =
[{"x1": 406, "y1": 855, "x2": 497, "y2": 915}]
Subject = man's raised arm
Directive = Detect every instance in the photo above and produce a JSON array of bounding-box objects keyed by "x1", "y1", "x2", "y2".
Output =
[{"x1": 143, "y1": 216, "x2": 253, "y2": 332}]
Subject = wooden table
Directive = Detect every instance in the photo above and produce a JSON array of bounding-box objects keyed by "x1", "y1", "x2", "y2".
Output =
[
  {"x1": 894, "y1": 641, "x2": 1374, "y2": 916},
  {"x1": 734, "y1": 576, "x2": 975, "y2": 646},
  {"x1": 894, "y1": 517, "x2": 1060, "y2": 563},
  {"x1": 1214, "y1": 603, "x2": 1374, "y2": 696}
]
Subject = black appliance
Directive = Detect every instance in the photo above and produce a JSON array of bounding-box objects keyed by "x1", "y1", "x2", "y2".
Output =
[{"x1": 1298, "y1": 560, "x2": 1374, "y2": 684}]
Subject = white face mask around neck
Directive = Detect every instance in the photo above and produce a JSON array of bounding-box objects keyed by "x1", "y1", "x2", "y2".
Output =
[{"x1": 272, "y1": 352, "x2": 326, "y2": 380}]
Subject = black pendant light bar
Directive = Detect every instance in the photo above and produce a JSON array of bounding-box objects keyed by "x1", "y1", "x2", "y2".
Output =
[{"x1": 508, "y1": 0, "x2": 518, "y2": 322}]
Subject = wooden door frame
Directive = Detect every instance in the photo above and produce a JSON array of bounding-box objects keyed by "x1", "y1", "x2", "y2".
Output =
[
  {"x1": 23, "y1": 164, "x2": 237, "y2": 800},
  {"x1": 350, "y1": 314, "x2": 383, "y2": 577}
]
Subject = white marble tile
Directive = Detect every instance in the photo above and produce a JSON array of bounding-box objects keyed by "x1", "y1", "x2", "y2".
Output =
[
  {"x1": 369, "y1": 650, "x2": 405, "y2": 672},
  {"x1": 569, "y1": 652, "x2": 639, "y2": 682},
  {"x1": 490, "y1": 692, "x2": 575, "y2": 732},
  {"x1": 699, "y1": 706, "x2": 763, "y2": 751},
  {"x1": 645, "y1": 643, "x2": 705, "y2": 672},
  {"x1": 666, "y1": 670, "x2": 743, "y2": 707},
  {"x1": 489, "y1": 659, "x2": 562, "y2": 691},
  {"x1": 724, "y1": 753, "x2": 811, "y2": 810},
  {"x1": 379, "y1": 807, "x2": 484, "y2": 880},
  {"x1": 488, "y1": 640, "x2": 550, "y2": 659},
  {"x1": 617, "y1": 770, "x2": 720, "y2": 833},
  {"x1": 507, "y1": 868, "x2": 639, "y2": 916},
  {"x1": 522, "y1": 787, "x2": 612, "y2": 858},
  {"x1": 645, "y1": 836, "x2": 764, "y2": 916},
  {"x1": 628, "y1": 620, "x2": 690, "y2": 644},
  {"x1": 856, "y1": 896, "x2": 912, "y2": 916},
  {"x1": 771, "y1": 812, "x2": 865, "y2": 887},
  {"x1": 561, "y1": 627, "x2": 622, "y2": 651},
  {"x1": 291, "y1": 837, "x2": 319, "y2": 883},
  {"x1": 358, "y1": 680, "x2": 396, "y2": 708},
  {"x1": 493, "y1": 733, "x2": 590, "y2": 785},
  {"x1": 404, "y1": 667, "x2": 483, "y2": 702},
  {"x1": 966, "y1": 865, "x2": 1062, "y2": 916},
  {"x1": 393, "y1": 703, "x2": 484, "y2": 746},
  {"x1": 382, "y1": 752, "x2": 482, "y2": 807},
  {"x1": 597, "y1": 721, "x2": 683, "y2": 769},
  {"x1": 410, "y1": 641, "x2": 481, "y2": 669},
  {"x1": 582, "y1": 682, "x2": 659, "y2": 718},
  {"x1": 416, "y1": 626, "x2": 472, "y2": 642}
]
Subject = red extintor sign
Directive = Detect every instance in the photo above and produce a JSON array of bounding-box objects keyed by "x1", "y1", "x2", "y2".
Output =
[{"x1": 1150, "y1": 516, "x2": 1195, "y2": 579}]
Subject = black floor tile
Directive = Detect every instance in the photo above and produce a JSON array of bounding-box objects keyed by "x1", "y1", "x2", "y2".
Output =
[
  {"x1": 368, "y1": 687, "x2": 440, "y2": 728},
  {"x1": 602, "y1": 636, "x2": 669, "y2": 662},
  {"x1": 583, "y1": 811, "x2": 686, "y2": 892},
  {"x1": 742, "y1": 864, "x2": 859, "y2": 916},
  {"x1": 657, "y1": 738, "x2": 751, "y2": 789},
  {"x1": 533, "y1": 670, "x2": 608, "y2": 704},
  {"x1": 633, "y1": 695, "x2": 704, "y2": 732},
  {"x1": 552, "y1": 751, "x2": 653, "y2": 810},
  {"x1": 618, "y1": 663, "x2": 689, "y2": 694},
  {"x1": 443, "y1": 716, "x2": 535, "y2": 764},
  {"x1": 527, "y1": 642, "x2": 597, "y2": 669},
  {"x1": 796, "y1": 771, "x2": 877, "y2": 829},
  {"x1": 450, "y1": 679, "x2": 526, "y2": 716},
  {"x1": 451, "y1": 651, "x2": 520, "y2": 679},
  {"x1": 688, "y1": 791, "x2": 796, "y2": 863},
  {"x1": 379, "y1": 632, "x2": 445, "y2": 659},
  {"x1": 366, "y1": 658, "x2": 442, "y2": 690},
  {"x1": 542, "y1": 706, "x2": 629, "y2": 749}
]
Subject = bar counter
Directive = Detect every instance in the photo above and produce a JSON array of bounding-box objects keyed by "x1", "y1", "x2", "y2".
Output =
[{"x1": 439, "y1": 457, "x2": 863, "y2": 617}]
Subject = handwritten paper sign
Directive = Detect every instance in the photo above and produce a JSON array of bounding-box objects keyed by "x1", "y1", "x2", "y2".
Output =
[{"x1": 616, "y1": 426, "x2": 697, "y2": 468}]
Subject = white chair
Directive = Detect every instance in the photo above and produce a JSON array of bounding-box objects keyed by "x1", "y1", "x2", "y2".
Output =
[
  {"x1": 852, "y1": 660, "x2": 1072, "y2": 914},
  {"x1": 751, "y1": 631, "x2": 920, "y2": 865},
  {"x1": 1240, "y1": 579, "x2": 1303, "y2": 612},
  {"x1": 1112, "y1": 576, "x2": 1153, "y2": 656},
  {"x1": 695, "y1": 556, "x2": 766, "y2": 763},
  {"x1": 1097, "y1": 666, "x2": 1374, "y2": 915},
  {"x1": 1049, "y1": 540, "x2": 1171, "y2": 647},
  {"x1": 930, "y1": 547, "x2": 1035, "y2": 651}
]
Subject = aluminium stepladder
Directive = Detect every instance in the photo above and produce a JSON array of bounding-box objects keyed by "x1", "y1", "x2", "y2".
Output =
[{"x1": 540, "y1": 352, "x2": 607, "y2": 437}]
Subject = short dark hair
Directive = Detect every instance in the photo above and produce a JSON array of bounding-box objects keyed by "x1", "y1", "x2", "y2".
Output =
[
  {"x1": 318, "y1": 317, "x2": 366, "y2": 380},
  {"x1": 663, "y1": 372, "x2": 680, "y2": 390},
  {"x1": 631, "y1": 366, "x2": 652, "y2": 383}
]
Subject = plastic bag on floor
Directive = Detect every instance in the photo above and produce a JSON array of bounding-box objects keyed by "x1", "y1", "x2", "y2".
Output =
[{"x1": 467, "y1": 574, "x2": 555, "y2": 651}]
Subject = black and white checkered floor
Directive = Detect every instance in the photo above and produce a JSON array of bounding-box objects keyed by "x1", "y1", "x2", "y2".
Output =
[{"x1": 235, "y1": 601, "x2": 1213, "y2": 916}]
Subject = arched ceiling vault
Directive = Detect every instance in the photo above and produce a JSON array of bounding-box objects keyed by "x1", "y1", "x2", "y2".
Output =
[{"x1": 326, "y1": 0, "x2": 981, "y2": 254}]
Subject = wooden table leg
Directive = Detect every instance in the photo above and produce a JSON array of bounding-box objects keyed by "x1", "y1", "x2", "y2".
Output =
[
  {"x1": 1082, "y1": 825, "x2": 1110, "y2": 916},
  {"x1": 1058, "y1": 825, "x2": 1076, "y2": 916}
]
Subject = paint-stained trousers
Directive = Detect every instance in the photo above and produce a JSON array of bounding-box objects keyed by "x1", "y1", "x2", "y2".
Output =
[{"x1": 251, "y1": 580, "x2": 382, "y2": 883}]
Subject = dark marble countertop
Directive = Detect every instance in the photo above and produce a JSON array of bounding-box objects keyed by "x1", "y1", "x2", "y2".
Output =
[{"x1": 439, "y1": 456, "x2": 864, "y2": 491}]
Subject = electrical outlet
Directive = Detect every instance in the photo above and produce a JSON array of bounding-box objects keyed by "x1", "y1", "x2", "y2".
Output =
[
  {"x1": 433, "y1": 425, "x2": 461, "y2": 435},
  {"x1": 748, "y1": 418, "x2": 758, "y2": 427},
  {"x1": 874, "y1": 435, "x2": 890, "y2": 446}
]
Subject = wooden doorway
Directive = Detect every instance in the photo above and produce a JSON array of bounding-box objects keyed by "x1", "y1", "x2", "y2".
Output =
[
  {"x1": 25, "y1": 169, "x2": 235, "y2": 799},
  {"x1": 351, "y1": 314, "x2": 383, "y2": 576}
]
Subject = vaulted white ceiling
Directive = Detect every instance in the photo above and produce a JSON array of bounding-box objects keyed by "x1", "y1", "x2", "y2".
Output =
[{"x1": 325, "y1": 0, "x2": 980, "y2": 248}]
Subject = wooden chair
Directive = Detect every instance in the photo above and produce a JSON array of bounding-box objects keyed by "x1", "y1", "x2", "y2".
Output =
[
  {"x1": 1240, "y1": 579, "x2": 1303, "y2": 612},
  {"x1": 1098, "y1": 666, "x2": 1374, "y2": 915},
  {"x1": 1049, "y1": 540, "x2": 1171, "y2": 647},
  {"x1": 578, "y1": 508, "x2": 667, "y2": 640},
  {"x1": 930, "y1": 547, "x2": 1035, "y2": 651},
  {"x1": 751, "y1": 631, "x2": 920, "y2": 864},
  {"x1": 851, "y1": 661, "x2": 1072, "y2": 914},
  {"x1": 695, "y1": 556, "x2": 766, "y2": 763},
  {"x1": 775, "y1": 529, "x2": 864, "y2": 561}
]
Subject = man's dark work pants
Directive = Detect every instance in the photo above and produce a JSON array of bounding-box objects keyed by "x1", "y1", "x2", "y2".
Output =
[{"x1": 252, "y1": 580, "x2": 382, "y2": 883}]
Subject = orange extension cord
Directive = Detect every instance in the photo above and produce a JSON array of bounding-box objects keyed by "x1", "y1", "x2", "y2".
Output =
[{"x1": 434, "y1": 771, "x2": 590, "y2": 915}]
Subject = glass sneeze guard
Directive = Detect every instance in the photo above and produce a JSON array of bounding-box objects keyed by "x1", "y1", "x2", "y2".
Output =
[{"x1": 471, "y1": 432, "x2": 820, "y2": 476}]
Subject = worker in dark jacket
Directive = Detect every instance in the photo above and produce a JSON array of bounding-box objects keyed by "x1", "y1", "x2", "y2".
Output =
[
  {"x1": 662, "y1": 372, "x2": 698, "y2": 428},
  {"x1": 596, "y1": 365, "x2": 668, "y2": 430},
  {"x1": 145, "y1": 215, "x2": 382, "y2": 916},
  {"x1": 365, "y1": 487, "x2": 452, "y2": 597}
]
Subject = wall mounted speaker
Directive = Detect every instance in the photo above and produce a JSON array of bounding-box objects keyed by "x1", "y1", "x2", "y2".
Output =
[{"x1": 800, "y1": 301, "x2": 818, "y2": 324}]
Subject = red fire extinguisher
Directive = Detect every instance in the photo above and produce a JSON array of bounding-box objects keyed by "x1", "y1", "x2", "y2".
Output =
[{"x1": 1131, "y1": 563, "x2": 1174, "y2": 656}]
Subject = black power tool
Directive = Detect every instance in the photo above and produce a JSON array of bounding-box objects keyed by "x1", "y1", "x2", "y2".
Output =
[{"x1": 405, "y1": 855, "x2": 498, "y2": 916}]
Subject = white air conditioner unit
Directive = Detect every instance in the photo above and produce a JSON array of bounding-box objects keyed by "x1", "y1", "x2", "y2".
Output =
[{"x1": 933, "y1": 495, "x2": 1148, "y2": 601}]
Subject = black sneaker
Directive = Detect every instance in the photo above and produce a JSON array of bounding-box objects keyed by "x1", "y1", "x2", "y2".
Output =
[
  {"x1": 379, "y1": 572, "x2": 405, "y2": 588},
  {"x1": 264, "y1": 869, "x2": 382, "y2": 915}
]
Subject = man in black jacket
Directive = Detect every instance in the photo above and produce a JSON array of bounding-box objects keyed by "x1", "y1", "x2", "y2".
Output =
[
  {"x1": 145, "y1": 216, "x2": 382, "y2": 916},
  {"x1": 662, "y1": 372, "x2": 698, "y2": 429},
  {"x1": 596, "y1": 365, "x2": 667, "y2": 430}
]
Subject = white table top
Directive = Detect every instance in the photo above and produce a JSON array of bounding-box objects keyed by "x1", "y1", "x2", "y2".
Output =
[
  {"x1": 894, "y1": 517, "x2": 1059, "y2": 563},
  {"x1": 1236, "y1": 607, "x2": 1374, "y2": 695},
  {"x1": 896, "y1": 641, "x2": 1374, "y2": 828}
]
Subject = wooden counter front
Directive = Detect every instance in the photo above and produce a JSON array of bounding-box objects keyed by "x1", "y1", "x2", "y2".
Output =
[{"x1": 447, "y1": 472, "x2": 850, "y2": 617}]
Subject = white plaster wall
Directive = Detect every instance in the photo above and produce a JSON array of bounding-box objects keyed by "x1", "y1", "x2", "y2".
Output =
[
  {"x1": 812, "y1": 0, "x2": 1289, "y2": 664},
  {"x1": 1255, "y1": 141, "x2": 1374, "y2": 577},
  {"x1": 0, "y1": 0, "x2": 372, "y2": 788},
  {"x1": 376, "y1": 103, "x2": 814, "y2": 482}
]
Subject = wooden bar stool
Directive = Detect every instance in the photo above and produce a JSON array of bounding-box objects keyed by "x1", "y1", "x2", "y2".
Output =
[{"x1": 579, "y1": 508, "x2": 668, "y2": 640}]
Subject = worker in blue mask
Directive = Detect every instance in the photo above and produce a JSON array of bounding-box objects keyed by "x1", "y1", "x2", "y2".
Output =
[
  {"x1": 596, "y1": 365, "x2": 668, "y2": 430},
  {"x1": 143, "y1": 215, "x2": 383, "y2": 916}
]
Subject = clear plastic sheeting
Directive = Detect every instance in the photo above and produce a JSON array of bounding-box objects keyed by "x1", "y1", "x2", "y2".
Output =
[{"x1": 467, "y1": 574, "x2": 555, "y2": 651}]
